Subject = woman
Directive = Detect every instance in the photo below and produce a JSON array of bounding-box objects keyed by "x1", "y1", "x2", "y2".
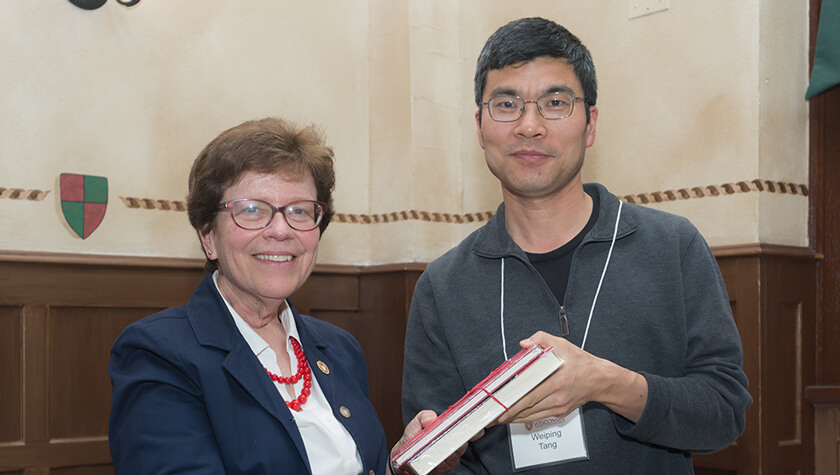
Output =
[{"x1": 108, "y1": 118, "x2": 455, "y2": 474}]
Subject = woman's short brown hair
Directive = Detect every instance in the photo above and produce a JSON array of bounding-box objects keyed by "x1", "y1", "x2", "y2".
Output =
[{"x1": 187, "y1": 117, "x2": 335, "y2": 271}]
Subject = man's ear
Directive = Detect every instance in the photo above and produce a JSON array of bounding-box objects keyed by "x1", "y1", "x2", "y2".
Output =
[
  {"x1": 585, "y1": 105, "x2": 599, "y2": 148},
  {"x1": 475, "y1": 109, "x2": 486, "y2": 150}
]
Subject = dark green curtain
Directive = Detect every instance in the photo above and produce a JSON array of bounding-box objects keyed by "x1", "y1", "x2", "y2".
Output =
[{"x1": 806, "y1": 0, "x2": 840, "y2": 99}]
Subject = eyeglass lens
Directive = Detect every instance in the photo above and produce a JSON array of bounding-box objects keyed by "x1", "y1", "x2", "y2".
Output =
[
  {"x1": 487, "y1": 92, "x2": 577, "y2": 121},
  {"x1": 229, "y1": 199, "x2": 323, "y2": 230}
]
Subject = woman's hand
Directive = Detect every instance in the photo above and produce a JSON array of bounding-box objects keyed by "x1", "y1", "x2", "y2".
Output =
[{"x1": 390, "y1": 410, "x2": 482, "y2": 474}]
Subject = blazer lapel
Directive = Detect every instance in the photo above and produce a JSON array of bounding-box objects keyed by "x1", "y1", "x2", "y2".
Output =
[
  {"x1": 222, "y1": 343, "x2": 310, "y2": 464},
  {"x1": 187, "y1": 273, "x2": 311, "y2": 471},
  {"x1": 291, "y1": 305, "x2": 337, "y2": 406},
  {"x1": 303, "y1": 340, "x2": 338, "y2": 406},
  {"x1": 221, "y1": 342, "x2": 295, "y2": 423}
]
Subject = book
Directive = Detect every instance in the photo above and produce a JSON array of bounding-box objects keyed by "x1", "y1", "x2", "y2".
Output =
[{"x1": 391, "y1": 345, "x2": 564, "y2": 475}]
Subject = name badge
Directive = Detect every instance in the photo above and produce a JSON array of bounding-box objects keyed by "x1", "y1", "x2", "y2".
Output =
[{"x1": 508, "y1": 408, "x2": 589, "y2": 471}]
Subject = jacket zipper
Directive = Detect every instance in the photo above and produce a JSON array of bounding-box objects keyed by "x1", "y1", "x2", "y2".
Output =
[{"x1": 559, "y1": 306, "x2": 570, "y2": 337}]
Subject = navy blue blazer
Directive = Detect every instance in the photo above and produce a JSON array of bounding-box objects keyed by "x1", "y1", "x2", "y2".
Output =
[{"x1": 109, "y1": 273, "x2": 389, "y2": 474}]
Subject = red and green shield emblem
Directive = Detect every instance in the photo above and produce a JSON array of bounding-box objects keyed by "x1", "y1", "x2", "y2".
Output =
[{"x1": 60, "y1": 173, "x2": 108, "y2": 239}]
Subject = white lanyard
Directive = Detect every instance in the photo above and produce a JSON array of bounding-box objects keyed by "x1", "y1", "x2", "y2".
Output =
[
  {"x1": 500, "y1": 200, "x2": 622, "y2": 358},
  {"x1": 501, "y1": 200, "x2": 622, "y2": 471}
]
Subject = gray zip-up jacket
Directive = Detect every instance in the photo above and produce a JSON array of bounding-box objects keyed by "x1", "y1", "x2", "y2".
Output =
[{"x1": 402, "y1": 183, "x2": 751, "y2": 474}]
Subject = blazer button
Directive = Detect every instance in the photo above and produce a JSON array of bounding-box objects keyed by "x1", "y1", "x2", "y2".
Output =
[
  {"x1": 368, "y1": 470, "x2": 375, "y2": 475},
  {"x1": 339, "y1": 405, "x2": 351, "y2": 418}
]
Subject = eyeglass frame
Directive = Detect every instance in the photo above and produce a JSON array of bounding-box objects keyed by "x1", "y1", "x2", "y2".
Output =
[
  {"x1": 217, "y1": 198, "x2": 328, "y2": 231},
  {"x1": 481, "y1": 91, "x2": 586, "y2": 122}
]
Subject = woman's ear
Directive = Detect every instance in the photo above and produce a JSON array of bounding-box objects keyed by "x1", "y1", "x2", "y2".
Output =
[{"x1": 198, "y1": 228, "x2": 216, "y2": 260}]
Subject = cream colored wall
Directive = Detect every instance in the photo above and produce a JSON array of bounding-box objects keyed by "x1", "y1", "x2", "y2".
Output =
[{"x1": 0, "y1": 1, "x2": 809, "y2": 266}]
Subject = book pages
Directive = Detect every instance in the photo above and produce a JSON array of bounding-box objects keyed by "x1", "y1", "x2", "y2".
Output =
[{"x1": 393, "y1": 346, "x2": 564, "y2": 475}]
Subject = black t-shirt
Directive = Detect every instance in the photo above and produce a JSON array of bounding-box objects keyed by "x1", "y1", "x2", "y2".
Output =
[{"x1": 525, "y1": 190, "x2": 599, "y2": 306}]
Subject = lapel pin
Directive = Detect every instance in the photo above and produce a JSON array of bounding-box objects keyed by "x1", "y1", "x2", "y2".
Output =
[{"x1": 317, "y1": 361, "x2": 330, "y2": 374}]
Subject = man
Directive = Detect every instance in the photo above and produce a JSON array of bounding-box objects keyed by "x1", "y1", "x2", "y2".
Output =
[{"x1": 402, "y1": 17, "x2": 752, "y2": 474}]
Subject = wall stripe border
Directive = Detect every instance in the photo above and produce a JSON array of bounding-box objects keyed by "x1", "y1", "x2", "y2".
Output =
[{"x1": 1, "y1": 179, "x2": 809, "y2": 224}]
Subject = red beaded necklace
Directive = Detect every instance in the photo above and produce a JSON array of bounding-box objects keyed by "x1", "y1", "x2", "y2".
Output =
[{"x1": 264, "y1": 336, "x2": 312, "y2": 411}]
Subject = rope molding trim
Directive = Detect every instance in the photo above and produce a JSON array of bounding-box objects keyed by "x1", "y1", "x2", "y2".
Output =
[
  {"x1": 119, "y1": 196, "x2": 187, "y2": 211},
  {"x1": 116, "y1": 196, "x2": 496, "y2": 223},
  {"x1": 2, "y1": 179, "x2": 805, "y2": 222},
  {"x1": 0, "y1": 188, "x2": 51, "y2": 201},
  {"x1": 619, "y1": 179, "x2": 808, "y2": 205},
  {"x1": 113, "y1": 179, "x2": 808, "y2": 223},
  {"x1": 335, "y1": 210, "x2": 495, "y2": 224}
]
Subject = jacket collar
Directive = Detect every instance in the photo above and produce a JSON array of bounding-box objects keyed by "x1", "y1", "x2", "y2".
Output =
[
  {"x1": 472, "y1": 183, "x2": 638, "y2": 259},
  {"x1": 187, "y1": 273, "x2": 238, "y2": 350},
  {"x1": 186, "y1": 273, "x2": 330, "y2": 351}
]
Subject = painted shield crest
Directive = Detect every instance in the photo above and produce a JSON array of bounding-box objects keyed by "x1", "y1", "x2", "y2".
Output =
[{"x1": 60, "y1": 173, "x2": 108, "y2": 239}]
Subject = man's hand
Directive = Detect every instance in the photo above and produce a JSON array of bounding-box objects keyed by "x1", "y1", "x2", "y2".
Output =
[
  {"x1": 391, "y1": 410, "x2": 483, "y2": 474},
  {"x1": 496, "y1": 331, "x2": 648, "y2": 424}
]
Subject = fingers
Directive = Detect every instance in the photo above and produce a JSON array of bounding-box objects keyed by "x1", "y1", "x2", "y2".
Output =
[
  {"x1": 469, "y1": 428, "x2": 485, "y2": 442},
  {"x1": 395, "y1": 409, "x2": 440, "y2": 454},
  {"x1": 520, "y1": 330, "x2": 569, "y2": 351},
  {"x1": 499, "y1": 395, "x2": 575, "y2": 424},
  {"x1": 506, "y1": 405, "x2": 572, "y2": 424},
  {"x1": 408, "y1": 410, "x2": 438, "y2": 436},
  {"x1": 498, "y1": 400, "x2": 549, "y2": 424},
  {"x1": 496, "y1": 371, "x2": 559, "y2": 422},
  {"x1": 495, "y1": 370, "x2": 578, "y2": 424},
  {"x1": 417, "y1": 409, "x2": 438, "y2": 428},
  {"x1": 397, "y1": 411, "x2": 481, "y2": 474}
]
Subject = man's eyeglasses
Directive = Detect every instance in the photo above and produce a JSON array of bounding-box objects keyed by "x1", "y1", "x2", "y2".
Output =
[
  {"x1": 482, "y1": 92, "x2": 585, "y2": 122},
  {"x1": 218, "y1": 199, "x2": 327, "y2": 231}
]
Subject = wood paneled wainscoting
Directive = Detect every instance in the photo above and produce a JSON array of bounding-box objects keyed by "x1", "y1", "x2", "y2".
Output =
[
  {"x1": 0, "y1": 246, "x2": 818, "y2": 474},
  {"x1": 807, "y1": 387, "x2": 840, "y2": 475},
  {"x1": 694, "y1": 244, "x2": 820, "y2": 475},
  {"x1": 0, "y1": 251, "x2": 422, "y2": 474}
]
